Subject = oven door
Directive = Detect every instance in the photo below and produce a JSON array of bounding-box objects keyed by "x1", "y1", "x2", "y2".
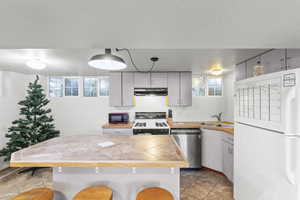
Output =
[{"x1": 133, "y1": 129, "x2": 170, "y2": 135}]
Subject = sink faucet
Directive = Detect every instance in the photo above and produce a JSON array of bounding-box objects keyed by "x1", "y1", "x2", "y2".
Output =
[{"x1": 211, "y1": 112, "x2": 222, "y2": 122}]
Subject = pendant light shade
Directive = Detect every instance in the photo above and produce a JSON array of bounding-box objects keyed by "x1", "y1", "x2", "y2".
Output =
[{"x1": 88, "y1": 49, "x2": 127, "y2": 70}]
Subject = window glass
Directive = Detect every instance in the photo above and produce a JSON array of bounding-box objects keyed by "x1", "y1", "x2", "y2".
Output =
[
  {"x1": 84, "y1": 77, "x2": 98, "y2": 97},
  {"x1": 192, "y1": 76, "x2": 206, "y2": 96},
  {"x1": 65, "y1": 78, "x2": 79, "y2": 96},
  {"x1": 49, "y1": 77, "x2": 63, "y2": 97},
  {"x1": 99, "y1": 76, "x2": 109, "y2": 96},
  {"x1": 207, "y1": 77, "x2": 222, "y2": 96}
]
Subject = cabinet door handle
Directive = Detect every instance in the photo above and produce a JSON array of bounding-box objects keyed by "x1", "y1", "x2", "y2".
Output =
[{"x1": 228, "y1": 147, "x2": 233, "y2": 154}]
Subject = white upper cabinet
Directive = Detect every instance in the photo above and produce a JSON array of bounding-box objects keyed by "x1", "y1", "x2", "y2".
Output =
[
  {"x1": 122, "y1": 72, "x2": 134, "y2": 107},
  {"x1": 261, "y1": 49, "x2": 285, "y2": 74},
  {"x1": 246, "y1": 57, "x2": 260, "y2": 78},
  {"x1": 167, "y1": 72, "x2": 180, "y2": 106},
  {"x1": 235, "y1": 63, "x2": 246, "y2": 81},
  {"x1": 109, "y1": 72, "x2": 122, "y2": 107},
  {"x1": 236, "y1": 49, "x2": 288, "y2": 81},
  {"x1": 180, "y1": 72, "x2": 192, "y2": 106},
  {"x1": 109, "y1": 72, "x2": 134, "y2": 107},
  {"x1": 110, "y1": 71, "x2": 191, "y2": 107},
  {"x1": 134, "y1": 72, "x2": 168, "y2": 88},
  {"x1": 134, "y1": 72, "x2": 151, "y2": 88},
  {"x1": 150, "y1": 72, "x2": 168, "y2": 88},
  {"x1": 286, "y1": 49, "x2": 300, "y2": 70},
  {"x1": 167, "y1": 72, "x2": 192, "y2": 106}
]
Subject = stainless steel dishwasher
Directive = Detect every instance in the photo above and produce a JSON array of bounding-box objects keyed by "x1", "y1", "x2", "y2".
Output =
[{"x1": 171, "y1": 128, "x2": 202, "y2": 168}]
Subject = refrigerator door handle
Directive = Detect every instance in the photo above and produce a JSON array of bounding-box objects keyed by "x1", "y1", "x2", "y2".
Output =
[{"x1": 285, "y1": 136, "x2": 296, "y2": 185}]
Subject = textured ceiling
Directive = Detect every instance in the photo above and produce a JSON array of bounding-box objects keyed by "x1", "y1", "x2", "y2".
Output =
[{"x1": 0, "y1": 0, "x2": 299, "y2": 48}]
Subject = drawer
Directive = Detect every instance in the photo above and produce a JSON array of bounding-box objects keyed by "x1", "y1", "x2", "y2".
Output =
[{"x1": 103, "y1": 128, "x2": 133, "y2": 135}]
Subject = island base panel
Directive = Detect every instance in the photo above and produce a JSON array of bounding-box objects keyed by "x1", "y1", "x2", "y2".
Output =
[{"x1": 53, "y1": 167, "x2": 180, "y2": 200}]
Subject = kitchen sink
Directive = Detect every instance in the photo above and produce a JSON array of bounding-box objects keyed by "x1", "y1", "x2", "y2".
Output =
[{"x1": 202, "y1": 123, "x2": 234, "y2": 128}]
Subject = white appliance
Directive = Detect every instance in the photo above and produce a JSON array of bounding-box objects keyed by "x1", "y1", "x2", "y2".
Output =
[
  {"x1": 234, "y1": 68, "x2": 300, "y2": 200},
  {"x1": 133, "y1": 112, "x2": 170, "y2": 135}
]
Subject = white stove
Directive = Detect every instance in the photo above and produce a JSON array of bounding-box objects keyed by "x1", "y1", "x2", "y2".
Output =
[{"x1": 133, "y1": 112, "x2": 170, "y2": 135}]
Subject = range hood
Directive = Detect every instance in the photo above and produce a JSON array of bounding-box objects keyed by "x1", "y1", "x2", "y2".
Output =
[{"x1": 134, "y1": 88, "x2": 168, "y2": 96}]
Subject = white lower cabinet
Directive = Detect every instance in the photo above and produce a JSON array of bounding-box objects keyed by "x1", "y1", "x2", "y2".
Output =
[
  {"x1": 202, "y1": 129, "x2": 223, "y2": 172},
  {"x1": 222, "y1": 139, "x2": 234, "y2": 182},
  {"x1": 202, "y1": 129, "x2": 234, "y2": 182},
  {"x1": 102, "y1": 128, "x2": 133, "y2": 135}
]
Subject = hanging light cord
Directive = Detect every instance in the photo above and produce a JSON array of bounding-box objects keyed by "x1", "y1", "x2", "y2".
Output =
[{"x1": 116, "y1": 48, "x2": 157, "y2": 72}]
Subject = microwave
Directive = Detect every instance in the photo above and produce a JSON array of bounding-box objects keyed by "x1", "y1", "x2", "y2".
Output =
[{"x1": 109, "y1": 113, "x2": 129, "y2": 124}]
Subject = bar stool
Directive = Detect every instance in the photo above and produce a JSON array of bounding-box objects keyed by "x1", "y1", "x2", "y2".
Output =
[
  {"x1": 136, "y1": 187, "x2": 174, "y2": 200},
  {"x1": 73, "y1": 185, "x2": 113, "y2": 200},
  {"x1": 11, "y1": 187, "x2": 53, "y2": 200}
]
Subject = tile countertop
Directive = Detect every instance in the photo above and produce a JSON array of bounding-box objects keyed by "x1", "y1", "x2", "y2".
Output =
[{"x1": 10, "y1": 135, "x2": 188, "y2": 168}]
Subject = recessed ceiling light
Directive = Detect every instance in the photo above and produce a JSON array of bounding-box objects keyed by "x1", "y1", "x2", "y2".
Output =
[
  {"x1": 88, "y1": 48, "x2": 127, "y2": 70},
  {"x1": 26, "y1": 59, "x2": 46, "y2": 70}
]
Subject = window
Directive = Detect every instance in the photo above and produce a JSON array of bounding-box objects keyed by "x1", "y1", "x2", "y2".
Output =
[
  {"x1": 99, "y1": 76, "x2": 109, "y2": 96},
  {"x1": 192, "y1": 76, "x2": 206, "y2": 96},
  {"x1": 207, "y1": 77, "x2": 223, "y2": 96},
  {"x1": 65, "y1": 78, "x2": 79, "y2": 96},
  {"x1": 49, "y1": 77, "x2": 64, "y2": 97},
  {"x1": 84, "y1": 77, "x2": 98, "y2": 97}
]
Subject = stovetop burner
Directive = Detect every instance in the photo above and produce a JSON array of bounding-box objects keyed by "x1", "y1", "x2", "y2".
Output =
[
  {"x1": 133, "y1": 112, "x2": 170, "y2": 135},
  {"x1": 135, "y1": 122, "x2": 146, "y2": 127},
  {"x1": 156, "y1": 122, "x2": 168, "y2": 127}
]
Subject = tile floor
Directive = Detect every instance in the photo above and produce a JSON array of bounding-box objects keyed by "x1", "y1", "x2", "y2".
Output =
[{"x1": 0, "y1": 168, "x2": 233, "y2": 200}]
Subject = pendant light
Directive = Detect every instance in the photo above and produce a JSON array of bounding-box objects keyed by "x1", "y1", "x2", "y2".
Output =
[{"x1": 88, "y1": 48, "x2": 127, "y2": 70}]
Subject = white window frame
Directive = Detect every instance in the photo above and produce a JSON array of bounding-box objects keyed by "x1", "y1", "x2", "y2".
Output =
[
  {"x1": 98, "y1": 76, "x2": 110, "y2": 97},
  {"x1": 48, "y1": 76, "x2": 110, "y2": 98},
  {"x1": 83, "y1": 77, "x2": 98, "y2": 97},
  {"x1": 191, "y1": 75, "x2": 223, "y2": 97},
  {"x1": 207, "y1": 76, "x2": 223, "y2": 97},
  {"x1": 64, "y1": 77, "x2": 80, "y2": 97},
  {"x1": 48, "y1": 77, "x2": 64, "y2": 98},
  {"x1": 192, "y1": 75, "x2": 207, "y2": 97}
]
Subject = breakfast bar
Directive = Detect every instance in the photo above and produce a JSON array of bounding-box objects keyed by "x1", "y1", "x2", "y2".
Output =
[{"x1": 10, "y1": 135, "x2": 188, "y2": 200}]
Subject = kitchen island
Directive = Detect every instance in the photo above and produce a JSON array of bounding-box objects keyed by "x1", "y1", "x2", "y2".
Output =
[{"x1": 10, "y1": 135, "x2": 188, "y2": 200}]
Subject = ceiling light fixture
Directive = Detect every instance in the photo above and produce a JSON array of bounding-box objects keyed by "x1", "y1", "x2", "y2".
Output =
[
  {"x1": 209, "y1": 64, "x2": 224, "y2": 76},
  {"x1": 88, "y1": 48, "x2": 127, "y2": 70},
  {"x1": 26, "y1": 59, "x2": 46, "y2": 70}
]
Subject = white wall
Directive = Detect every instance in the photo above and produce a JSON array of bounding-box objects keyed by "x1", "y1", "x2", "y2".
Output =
[
  {"x1": 48, "y1": 96, "x2": 227, "y2": 136},
  {"x1": 0, "y1": 71, "x2": 47, "y2": 169},
  {"x1": 45, "y1": 74, "x2": 236, "y2": 136},
  {"x1": 223, "y1": 71, "x2": 235, "y2": 121}
]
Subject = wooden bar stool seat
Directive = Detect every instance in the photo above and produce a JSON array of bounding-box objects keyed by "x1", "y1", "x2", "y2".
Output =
[
  {"x1": 11, "y1": 188, "x2": 53, "y2": 200},
  {"x1": 73, "y1": 186, "x2": 113, "y2": 200},
  {"x1": 136, "y1": 187, "x2": 174, "y2": 200}
]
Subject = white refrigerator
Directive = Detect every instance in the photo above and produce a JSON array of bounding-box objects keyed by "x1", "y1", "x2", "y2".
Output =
[{"x1": 234, "y1": 68, "x2": 300, "y2": 200}]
